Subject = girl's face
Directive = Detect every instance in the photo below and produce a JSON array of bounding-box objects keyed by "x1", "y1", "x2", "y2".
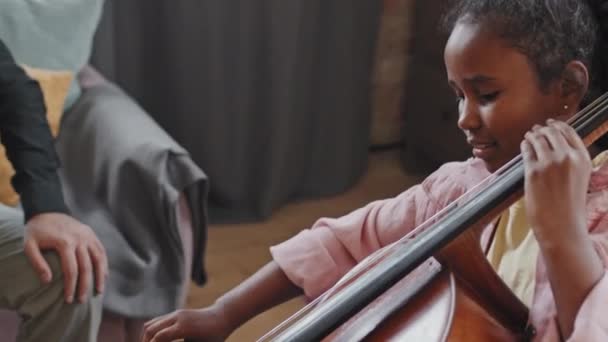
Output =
[{"x1": 444, "y1": 21, "x2": 569, "y2": 172}]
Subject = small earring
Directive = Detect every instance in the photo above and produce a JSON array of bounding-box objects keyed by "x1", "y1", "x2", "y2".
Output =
[{"x1": 564, "y1": 104, "x2": 569, "y2": 110}]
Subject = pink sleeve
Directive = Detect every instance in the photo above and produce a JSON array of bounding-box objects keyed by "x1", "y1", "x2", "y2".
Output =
[
  {"x1": 270, "y1": 160, "x2": 481, "y2": 299},
  {"x1": 569, "y1": 273, "x2": 608, "y2": 341},
  {"x1": 568, "y1": 211, "x2": 608, "y2": 341}
]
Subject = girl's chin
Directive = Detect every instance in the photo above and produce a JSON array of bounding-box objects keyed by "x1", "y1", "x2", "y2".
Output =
[
  {"x1": 472, "y1": 145, "x2": 519, "y2": 173},
  {"x1": 478, "y1": 157, "x2": 501, "y2": 174}
]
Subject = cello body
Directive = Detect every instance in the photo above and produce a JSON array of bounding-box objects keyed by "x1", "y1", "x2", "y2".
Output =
[{"x1": 324, "y1": 229, "x2": 532, "y2": 341}]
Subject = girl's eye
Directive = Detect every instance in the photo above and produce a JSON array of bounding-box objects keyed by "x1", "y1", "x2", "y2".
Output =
[
  {"x1": 479, "y1": 91, "x2": 500, "y2": 103},
  {"x1": 455, "y1": 95, "x2": 464, "y2": 104}
]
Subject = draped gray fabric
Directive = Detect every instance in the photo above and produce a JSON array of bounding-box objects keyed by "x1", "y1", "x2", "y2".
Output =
[
  {"x1": 91, "y1": 0, "x2": 382, "y2": 222},
  {"x1": 57, "y1": 79, "x2": 208, "y2": 317}
]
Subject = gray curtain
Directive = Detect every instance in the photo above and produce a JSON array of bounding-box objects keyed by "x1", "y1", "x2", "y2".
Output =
[{"x1": 91, "y1": 1, "x2": 382, "y2": 223}]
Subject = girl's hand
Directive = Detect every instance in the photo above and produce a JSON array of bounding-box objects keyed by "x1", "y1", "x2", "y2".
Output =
[
  {"x1": 141, "y1": 305, "x2": 232, "y2": 342},
  {"x1": 521, "y1": 119, "x2": 591, "y2": 245}
]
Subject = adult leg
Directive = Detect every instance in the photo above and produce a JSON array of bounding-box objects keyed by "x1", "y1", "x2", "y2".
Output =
[{"x1": 0, "y1": 205, "x2": 103, "y2": 342}]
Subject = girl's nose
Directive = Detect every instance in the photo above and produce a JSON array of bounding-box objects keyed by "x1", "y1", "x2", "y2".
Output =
[{"x1": 457, "y1": 99, "x2": 482, "y2": 132}]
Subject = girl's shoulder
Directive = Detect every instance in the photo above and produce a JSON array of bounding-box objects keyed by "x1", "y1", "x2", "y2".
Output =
[
  {"x1": 419, "y1": 158, "x2": 489, "y2": 206},
  {"x1": 422, "y1": 158, "x2": 489, "y2": 189},
  {"x1": 589, "y1": 150, "x2": 608, "y2": 192}
]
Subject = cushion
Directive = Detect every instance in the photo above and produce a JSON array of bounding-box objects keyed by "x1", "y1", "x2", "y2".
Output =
[
  {"x1": 0, "y1": 66, "x2": 73, "y2": 206},
  {"x1": 0, "y1": 0, "x2": 104, "y2": 110}
]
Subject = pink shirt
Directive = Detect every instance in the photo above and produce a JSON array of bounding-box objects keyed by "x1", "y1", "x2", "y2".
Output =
[{"x1": 270, "y1": 158, "x2": 608, "y2": 341}]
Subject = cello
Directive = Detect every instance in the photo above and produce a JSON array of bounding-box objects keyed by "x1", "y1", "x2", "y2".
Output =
[{"x1": 256, "y1": 92, "x2": 608, "y2": 341}]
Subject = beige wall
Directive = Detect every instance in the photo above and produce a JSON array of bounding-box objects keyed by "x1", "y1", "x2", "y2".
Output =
[{"x1": 370, "y1": 0, "x2": 414, "y2": 145}]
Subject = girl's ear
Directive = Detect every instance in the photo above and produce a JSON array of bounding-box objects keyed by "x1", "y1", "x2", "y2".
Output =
[{"x1": 561, "y1": 60, "x2": 590, "y2": 108}]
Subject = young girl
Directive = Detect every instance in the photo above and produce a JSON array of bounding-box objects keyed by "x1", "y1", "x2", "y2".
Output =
[{"x1": 142, "y1": 0, "x2": 608, "y2": 341}]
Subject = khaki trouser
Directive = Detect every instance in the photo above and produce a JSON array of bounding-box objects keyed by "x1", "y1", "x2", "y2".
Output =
[{"x1": 0, "y1": 205, "x2": 102, "y2": 342}]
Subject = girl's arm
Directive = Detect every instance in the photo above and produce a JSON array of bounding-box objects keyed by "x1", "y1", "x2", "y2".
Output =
[
  {"x1": 522, "y1": 120, "x2": 605, "y2": 338},
  {"x1": 216, "y1": 261, "x2": 303, "y2": 332},
  {"x1": 141, "y1": 261, "x2": 301, "y2": 342}
]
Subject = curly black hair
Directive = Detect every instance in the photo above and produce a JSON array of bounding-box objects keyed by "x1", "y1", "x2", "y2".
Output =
[{"x1": 443, "y1": 0, "x2": 608, "y2": 105}]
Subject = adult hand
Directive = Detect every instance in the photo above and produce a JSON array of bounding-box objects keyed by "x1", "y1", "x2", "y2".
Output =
[{"x1": 24, "y1": 212, "x2": 108, "y2": 303}]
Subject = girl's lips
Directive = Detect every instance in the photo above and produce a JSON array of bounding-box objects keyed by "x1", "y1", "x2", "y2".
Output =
[{"x1": 471, "y1": 142, "x2": 498, "y2": 160}]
